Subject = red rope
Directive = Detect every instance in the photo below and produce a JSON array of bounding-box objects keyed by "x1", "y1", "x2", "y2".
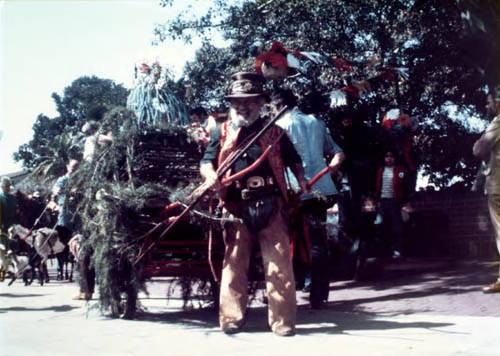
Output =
[
  {"x1": 220, "y1": 144, "x2": 273, "y2": 186},
  {"x1": 306, "y1": 166, "x2": 330, "y2": 190}
]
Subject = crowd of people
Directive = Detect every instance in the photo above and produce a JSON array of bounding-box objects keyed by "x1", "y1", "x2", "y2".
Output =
[{"x1": 1, "y1": 70, "x2": 499, "y2": 338}]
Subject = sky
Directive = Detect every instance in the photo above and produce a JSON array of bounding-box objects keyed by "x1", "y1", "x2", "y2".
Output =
[{"x1": 0, "y1": 0, "x2": 212, "y2": 175}]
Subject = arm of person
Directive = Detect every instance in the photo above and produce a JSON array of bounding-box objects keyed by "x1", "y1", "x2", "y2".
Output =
[
  {"x1": 289, "y1": 162, "x2": 309, "y2": 194},
  {"x1": 199, "y1": 126, "x2": 222, "y2": 191},
  {"x1": 473, "y1": 121, "x2": 500, "y2": 160},
  {"x1": 280, "y1": 130, "x2": 310, "y2": 194},
  {"x1": 98, "y1": 132, "x2": 113, "y2": 144},
  {"x1": 324, "y1": 125, "x2": 346, "y2": 174},
  {"x1": 200, "y1": 161, "x2": 222, "y2": 191},
  {"x1": 328, "y1": 151, "x2": 345, "y2": 174}
]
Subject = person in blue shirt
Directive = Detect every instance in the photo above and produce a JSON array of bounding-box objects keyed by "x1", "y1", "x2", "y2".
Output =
[{"x1": 272, "y1": 89, "x2": 345, "y2": 309}]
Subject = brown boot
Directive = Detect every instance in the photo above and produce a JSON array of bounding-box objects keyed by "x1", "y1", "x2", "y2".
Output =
[
  {"x1": 272, "y1": 325, "x2": 295, "y2": 337},
  {"x1": 72, "y1": 292, "x2": 86, "y2": 300},
  {"x1": 482, "y1": 282, "x2": 500, "y2": 293},
  {"x1": 221, "y1": 322, "x2": 242, "y2": 335}
]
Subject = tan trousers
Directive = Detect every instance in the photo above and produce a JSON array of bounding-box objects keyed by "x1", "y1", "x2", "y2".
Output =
[
  {"x1": 219, "y1": 197, "x2": 296, "y2": 332},
  {"x1": 488, "y1": 194, "x2": 500, "y2": 281}
]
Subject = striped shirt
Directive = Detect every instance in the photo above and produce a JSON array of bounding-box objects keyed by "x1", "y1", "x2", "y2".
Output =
[{"x1": 381, "y1": 167, "x2": 394, "y2": 199}]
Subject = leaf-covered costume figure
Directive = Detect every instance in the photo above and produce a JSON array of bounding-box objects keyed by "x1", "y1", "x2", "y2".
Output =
[{"x1": 126, "y1": 60, "x2": 189, "y2": 128}]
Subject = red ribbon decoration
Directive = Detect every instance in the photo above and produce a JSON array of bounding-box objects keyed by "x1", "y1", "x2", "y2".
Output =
[{"x1": 306, "y1": 166, "x2": 330, "y2": 190}]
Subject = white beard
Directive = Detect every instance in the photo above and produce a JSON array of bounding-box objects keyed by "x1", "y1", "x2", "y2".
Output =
[{"x1": 230, "y1": 107, "x2": 260, "y2": 127}]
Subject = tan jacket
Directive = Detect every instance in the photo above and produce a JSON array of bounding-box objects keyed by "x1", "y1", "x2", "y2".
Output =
[{"x1": 473, "y1": 115, "x2": 500, "y2": 194}]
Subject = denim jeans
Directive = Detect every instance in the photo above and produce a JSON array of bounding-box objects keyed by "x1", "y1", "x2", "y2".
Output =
[
  {"x1": 300, "y1": 196, "x2": 335, "y2": 304},
  {"x1": 379, "y1": 198, "x2": 403, "y2": 254}
]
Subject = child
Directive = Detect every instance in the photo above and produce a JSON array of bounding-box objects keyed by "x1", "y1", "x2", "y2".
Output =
[{"x1": 375, "y1": 150, "x2": 407, "y2": 259}]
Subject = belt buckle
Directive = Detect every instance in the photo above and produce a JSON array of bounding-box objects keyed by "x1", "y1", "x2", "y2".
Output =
[{"x1": 247, "y1": 176, "x2": 265, "y2": 189}]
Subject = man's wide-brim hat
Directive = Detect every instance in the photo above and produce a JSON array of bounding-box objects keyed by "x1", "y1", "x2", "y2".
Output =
[{"x1": 225, "y1": 72, "x2": 266, "y2": 99}]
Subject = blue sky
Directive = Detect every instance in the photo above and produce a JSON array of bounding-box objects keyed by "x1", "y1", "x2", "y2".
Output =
[{"x1": 0, "y1": 0, "x2": 211, "y2": 175}]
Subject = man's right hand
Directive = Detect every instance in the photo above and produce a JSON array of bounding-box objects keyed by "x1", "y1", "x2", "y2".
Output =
[
  {"x1": 203, "y1": 172, "x2": 222, "y2": 192},
  {"x1": 200, "y1": 162, "x2": 222, "y2": 192}
]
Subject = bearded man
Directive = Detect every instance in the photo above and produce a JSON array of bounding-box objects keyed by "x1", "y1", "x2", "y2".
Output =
[{"x1": 200, "y1": 72, "x2": 307, "y2": 336}]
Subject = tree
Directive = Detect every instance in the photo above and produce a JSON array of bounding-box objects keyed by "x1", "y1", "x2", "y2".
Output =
[
  {"x1": 14, "y1": 76, "x2": 129, "y2": 176},
  {"x1": 51, "y1": 76, "x2": 129, "y2": 135},
  {"x1": 181, "y1": 42, "x2": 240, "y2": 111},
  {"x1": 155, "y1": 0, "x2": 500, "y2": 189}
]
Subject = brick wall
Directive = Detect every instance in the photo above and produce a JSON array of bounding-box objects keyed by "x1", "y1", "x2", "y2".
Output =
[{"x1": 406, "y1": 192, "x2": 497, "y2": 259}]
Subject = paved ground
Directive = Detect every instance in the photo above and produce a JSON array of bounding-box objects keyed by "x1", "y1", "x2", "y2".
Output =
[{"x1": 2, "y1": 258, "x2": 500, "y2": 356}]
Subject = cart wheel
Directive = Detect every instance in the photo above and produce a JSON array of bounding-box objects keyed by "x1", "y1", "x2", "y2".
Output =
[{"x1": 110, "y1": 303, "x2": 121, "y2": 318}]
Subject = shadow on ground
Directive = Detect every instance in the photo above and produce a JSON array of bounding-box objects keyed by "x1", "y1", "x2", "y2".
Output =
[
  {"x1": 132, "y1": 303, "x2": 453, "y2": 336},
  {"x1": 0, "y1": 304, "x2": 78, "y2": 313},
  {"x1": 326, "y1": 260, "x2": 500, "y2": 316},
  {"x1": 103, "y1": 260, "x2": 499, "y2": 333},
  {"x1": 0, "y1": 293, "x2": 46, "y2": 298},
  {"x1": 349, "y1": 259, "x2": 497, "y2": 290}
]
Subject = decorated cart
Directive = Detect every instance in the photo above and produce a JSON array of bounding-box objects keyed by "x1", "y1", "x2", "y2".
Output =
[{"x1": 77, "y1": 61, "x2": 225, "y2": 319}]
